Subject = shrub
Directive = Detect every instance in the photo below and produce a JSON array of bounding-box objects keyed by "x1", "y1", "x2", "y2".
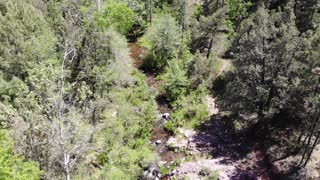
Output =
[
  {"x1": 140, "y1": 14, "x2": 181, "y2": 69},
  {"x1": 188, "y1": 53, "x2": 219, "y2": 89},
  {"x1": 165, "y1": 86, "x2": 208, "y2": 132},
  {"x1": 160, "y1": 60, "x2": 189, "y2": 101},
  {"x1": 0, "y1": 130, "x2": 41, "y2": 180},
  {"x1": 96, "y1": 0, "x2": 135, "y2": 34}
]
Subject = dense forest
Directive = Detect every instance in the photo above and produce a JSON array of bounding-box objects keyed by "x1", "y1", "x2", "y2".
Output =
[{"x1": 0, "y1": 0, "x2": 319, "y2": 179}]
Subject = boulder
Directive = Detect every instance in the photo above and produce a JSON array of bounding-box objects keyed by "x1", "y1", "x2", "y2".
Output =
[
  {"x1": 142, "y1": 164, "x2": 161, "y2": 180},
  {"x1": 206, "y1": 96, "x2": 219, "y2": 116},
  {"x1": 312, "y1": 67, "x2": 320, "y2": 75},
  {"x1": 166, "y1": 136, "x2": 188, "y2": 150},
  {"x1": 187, "y1": 142, "x2": 197, "y2": 151},
  {"x1": 162, "y1": 113, "x2": 170, "y2": 120},
  {"x1": 112, "y1": 111, "x2": 118, "y2": 117},
  {"x1": 177, "y1": 128, "x2": 196, "y2": 138}
]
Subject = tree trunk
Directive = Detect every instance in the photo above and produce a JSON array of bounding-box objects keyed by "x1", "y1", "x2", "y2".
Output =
[
  {"x1": 299, "y1": 110, "x2": 320, "y2": 166},
  {"x1": 303, "y1": 130, "x2": 320, "y2": 167},
  {"x1": 148, "y1": 0, "x2": 152, "y2": 25},
  {"x1": 64, "y1": 153, "x2": 70, "y2": 180},
  {"x1": 95, "y1": 0, "x2": 101, "y2": 11},
  {"x1": 206, "y1": 35, "x2": 214, "y2": 59}
]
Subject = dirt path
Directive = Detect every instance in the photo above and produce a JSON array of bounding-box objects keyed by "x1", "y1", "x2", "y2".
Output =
[
  {"x1": 128, "y1": 42, "x2": 145, "y2": 68},
  {"x1": 217, "y1": 59, "x2": 232, "y2": 77}
]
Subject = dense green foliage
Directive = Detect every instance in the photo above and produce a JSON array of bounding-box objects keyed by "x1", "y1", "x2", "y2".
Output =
[
  {"x1": 227, "y1": 0, "x2": 252, "y2": 23},
  {"x1": 139, "y1": 9, "x2": 211, "y2": 132},
  {"x1": 96, "y1": 0, "x2": 135, "y2": 34},
  {"x1": 0, "y1": 0, "x2": 157, "y2": 179},
  {"x1": 222, "y1": 4, "x2": 303, "y2": 121},
  {"x1": 0, "y1": 130, "x2": 41, "y2": 180},
  {"x1": 0, "y1": 0, "x2": 57, "y2": 79},
  {"x1": 140, "y1": 14, "x2": 181, "y2": 68},
  {"x1": 218, "y1": 0, "x2": 320, "y2": 170},
  {"x1": 144, "y1": 0, "x2": 320, "y2": 175}
]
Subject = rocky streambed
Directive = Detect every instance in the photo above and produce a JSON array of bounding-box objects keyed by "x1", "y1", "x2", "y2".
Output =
[{"x1": 128, "y1": 41, "x2": 265, "y2": 180}]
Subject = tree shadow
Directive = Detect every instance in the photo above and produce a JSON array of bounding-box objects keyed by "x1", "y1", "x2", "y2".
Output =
[
  {"x1": 189, "y1": 114, "x2": 279, "y2": 179},
  {"x1": 190, "y1": 110, "x2": 304, "y2": 179},
  {"x1": 192, "y1": 115, "x2": 256, "y2": 160},
  {"x1": 156, "y1": 94, "x2": 173, "y2": 114}
]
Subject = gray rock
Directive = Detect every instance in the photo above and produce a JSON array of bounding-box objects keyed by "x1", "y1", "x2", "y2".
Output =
[
  {"x1": 166, "y1": 137, "x2": 188, "y2": 150},
  {"x1": 142, "y1": 164, "x2": 161, "y2": 180},
  {"x1": 246, "y1": 153, "x2": 253, "y2": 159},
  {"x1": 112, "y1": 111, "x2": 118, "y2": 117},
  {"x1": 162, "y1": 113, "x2": 170, "y2": 120},
  {"x1": 158, "y1": 161, "x2": 167, "y2": 166},
  {"x1": 143, "y1": 170, "x2": 148, "y2": 177},
  {"x1": 312, "y1": 67, "x2": 320, "y2": 75},
  {"x1": 177, "y1": 128, "x2": 196, "y2": 138},
  {"x1": 169, "y1": 169, "x2": 177, "y2": 176},
  {"x1": 146, "y1": 173, "x2": 155, "y2": 180}
]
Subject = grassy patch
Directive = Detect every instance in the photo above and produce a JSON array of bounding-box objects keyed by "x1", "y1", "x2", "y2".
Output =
[{"x1": 213, "y1": 60, "x2": 223, "y2": 74}]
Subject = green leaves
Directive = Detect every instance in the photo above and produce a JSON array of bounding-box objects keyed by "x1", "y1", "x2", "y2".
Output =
[
  {"x1": 94, "y1": 72, "x2": 157, "y2": 179},
  {"x1": 221, "y1": 3, "x2": 311, "y2": 124},
  {"x1": 228, "y1": 0, "x2": 252, "y2": 22},
  {"x1": 188, "y1": 53, "x2": 220, "y2": 89},
  {"x1": 0, "y1": 0, "x2": 57, "y2": 79},
  {"x1": 161, "y1": 60, "x2": 189, "y2": 101},
  {"x1": 96, "y1": 0, "x2": 135, "y2": 34},
  {"x1": 140, "y1": 14, "x2": 181, "y2": 68},
  {"x1": 0, "y1": 130, "x2": 41, "y2": 180},
  {"x1": 165, "y1": 86, "x2": 208, "y2": 132}
]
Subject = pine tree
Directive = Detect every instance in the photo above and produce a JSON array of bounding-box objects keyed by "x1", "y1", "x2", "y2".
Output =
[
  {"x1": 220, "y1": 4, "x2": 305, "y2": 132},
  {"x1": 0, "y1": 0, "x2": 57, "y2": 79}
]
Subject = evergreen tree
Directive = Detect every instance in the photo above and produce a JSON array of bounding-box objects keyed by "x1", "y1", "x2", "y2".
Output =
[
  {"x1": 141, "y1": 14, "x2": 181, "y2": 68},
  {"x1": 0, "y1": 0, "x2": 57, "y2": 79},
  {"x1": 220, "y1": 4, "x2": 305, "y2": 131}
]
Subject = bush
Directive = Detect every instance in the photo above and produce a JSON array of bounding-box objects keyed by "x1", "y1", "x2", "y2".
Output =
[
  {"x1": 139, "y1": 14, "x2": 181, "y2": 69},
  {"x1": 160, "y1": 59, "x2": 189, "y2": 101},
  {"x1": 96, "y1": 0, "x2": 135, "y2": 34},
  {"x1": 0, "y1": 130, "x2": 41, "y2": 180},
  {"x1": 188, "y1": 53, "x2": 220, "y2": 89},
  {"x1": 165, "y1": 86, "x2": 208, "y2": 132},
  {"x1": 91, "y1": 71, "x2": 158, "y2": 178}
]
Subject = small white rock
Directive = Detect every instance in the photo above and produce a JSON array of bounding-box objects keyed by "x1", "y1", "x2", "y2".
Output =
[
  {"x1": 158, "y1": 161, "x2": 167, "y2": 166},
  {"x1": 155, "y1": 140, "x2": 162, "y2": 144},
  {"x1": 171, "y1": 170, "x2": 177, "y2": 175},
  {"x1": 112, "y1": 111, "x2": 118, "y2": 117},
  {"x1": 162, "y1": 113, "x2": 170, "y2": 120}
]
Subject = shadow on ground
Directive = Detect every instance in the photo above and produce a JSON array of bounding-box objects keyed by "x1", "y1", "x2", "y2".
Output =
[{"x1": 189, "y1": 114, "x2": 278, "y2": 179}]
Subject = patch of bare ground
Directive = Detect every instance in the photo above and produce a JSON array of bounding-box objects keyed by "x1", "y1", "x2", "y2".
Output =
[
  {"x1": 171, "y1": 111, "x2": 320, "y2": 180},
  {"x1": 169, "y1": 115, "x2": 267, "y2": 179},
  {"x1": 306, "y1": 144, "x2": 320, "y2": 179},
  {"x1": 216, "y1": 59, "x2": 232, "y2": 77}
]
